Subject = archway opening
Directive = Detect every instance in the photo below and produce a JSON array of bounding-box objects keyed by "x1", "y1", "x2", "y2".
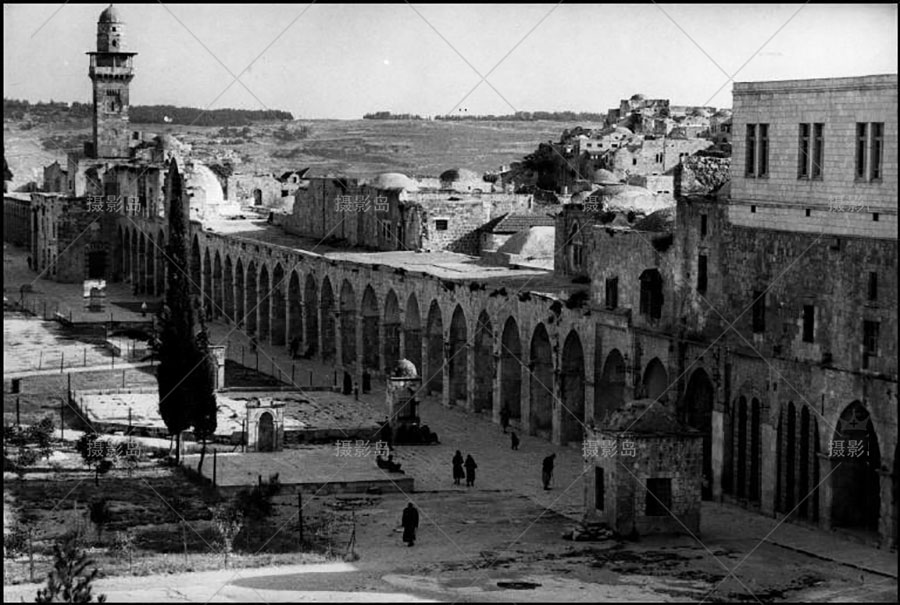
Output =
[
  {"x1": 425, "y1": 301, "x2": 444, "y2": 395},
  {"x1": 831, "y1": 401, "x2": 881, "y2": 534},
  {"x1": 560, "y1": 331, "x2": 585, "y2": 445},
  {"x1": 361, "y1": 286, "x2": 380, "y2": 372},
  {"x1": 529, "y1": 324, "x2": 553, "y2": 438},
  {"x1": 448, "y1": 305, "x2": 468, "y2": 406},
  {"x1": 340, "y1": 280, "x2": 357, "y2": 368},
  {"x1": 500, "y1": 317, "x2": 522, "y2": 421},
  {"x1": 682, "y1": 369, "x2": 714, "y2": 500},
  {"x1": 473, "y1": 311, "x2": 494, "y2": 415},
  {"x1": 383, "y1": 290, "x2": 401, "y2": 372}
]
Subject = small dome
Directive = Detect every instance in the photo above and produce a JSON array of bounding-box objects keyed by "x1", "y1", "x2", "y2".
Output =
[
  {"x1": 392, "y1": 359, "x2": 419, "y2": 379},
  {"x1": 371, "y1": 172, "x2": 419, "y2": 192},
  {"x1": 604, "y1": 399, "x2": 697, "y2": 434},
  {"x1": 99, "y1": 4, "x2": 121, "y2": 23},
  {"x1": 186, "y1": 163, "x2": 225, "y2": 206},
  {"x1": 630, "y1": 93, "x2": 646, "y2": 102}
]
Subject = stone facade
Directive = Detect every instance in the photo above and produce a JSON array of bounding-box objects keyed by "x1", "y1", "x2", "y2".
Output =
[{"x1": 730, "y1": 75, "x2": 897, "y2": 239}]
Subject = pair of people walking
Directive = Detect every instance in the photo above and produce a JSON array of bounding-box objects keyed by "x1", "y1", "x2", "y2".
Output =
[{"x1": 452, "y1": 450, "x2": 478, "y2": 487}]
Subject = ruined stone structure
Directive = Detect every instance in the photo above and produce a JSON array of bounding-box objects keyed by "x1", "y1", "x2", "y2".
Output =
[{"x1": 245, "y1": 398, "x2": 285, "y2": 452}]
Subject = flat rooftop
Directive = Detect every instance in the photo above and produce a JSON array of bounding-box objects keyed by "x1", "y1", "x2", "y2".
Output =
[
  {"x1": 734, "y1": 73, "x2": 897, "y2": 94},
  {"x1": 201, "y1": 217, "x2": 579, "y2": 294}
]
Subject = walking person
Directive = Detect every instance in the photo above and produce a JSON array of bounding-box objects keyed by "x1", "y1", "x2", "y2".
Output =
[
  {"x1": 511, "y1": 431, "x2": 520, "y2": 451},
  {"x1": 464, "y1": 454, "x2": 478, "y2": 487},
  {"x1": 452, "y1": 450, "x2": 464, "y2": 486},
  {"x1": 401, "y1": 502, "x2": 419, "y2": 547},
  {"x1": 542, "y1": 453, "x2": 556, "y2": 490},
  {"x1": 500, "y1": 405, "x2": 510, "y2": 434},
  {"x1": 141, "y1": 301, "x2": 148, "y2": 317}
]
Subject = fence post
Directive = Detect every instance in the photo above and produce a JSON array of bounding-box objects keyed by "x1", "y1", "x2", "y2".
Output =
[
  {"x1": 16, "y1": 396, "x2": 20, "y2": 426},
  {"x1": 122, "y1": 370, "x2": 126, "y2": 388},
  {"x1": 213, "y1": 450, "x2": 217, "y2": 486},
  {"x1": 38, "y1": 351, "x2": 43, "y2": 370},
  {"x1": 298, "y1": 492, "x2": 303, "y2": 544},
  {"x1": 60, "y1": 352, "x2": 65, "y2": 373},
  {"x1": 84, "y1": 348, "x2": 87, "y2": 367},
  {"x1": 291, "y1": 364, "x2": 295, "y2": 384}
]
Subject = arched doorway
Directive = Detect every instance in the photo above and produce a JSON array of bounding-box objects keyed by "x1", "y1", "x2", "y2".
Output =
[
  {"x1": 403, "y1": 294, "x2": 422, "y2": 375},
  {"x1": 798, "y1": 405, "x2": 820, "y2": 521},
  {"x1": 288, "y1": 270, "x2": 302, "y2": 350},
  {"x1": 340, "y1": 280, "x2": 357, "y2": 368},
  {"x1": 383, "y1": 290, "x2": 401, "y2": 372},
  {"x1": 223, "y1": 256, "x2": 234, "y2": 322},
  {"x1": 681, "y1": 369, "x2": 714, "y2": 500},
  {"x1": 529, "y1": 323, "x2": 553, "y2": 437},
  {"x1": 448, "y1": 305, "x2": 468, "y2": 406},
  {"x1": 271, "y1": 264, "x2": 286, "y2": 346},
  {"x1": 500, "y1": 317, "x2": 522, "y2": 422},
  {"x1": 361, "y1": 286, "x2": 379, "y2": 372},
  {"x1": 245, "y1": 261, "x2": 258, "y2": 336},
  {"x1": 642, "y1": 358, "x2": 669, "y2": 402},
  {"x1": 425, "y1": 301, "x2": 444, "y2": 395},
  {"x1": 473, "y1": 311, "x2": 494, "y2": 415},
  {"x1": 596, "y1": 349, "x2": 626, "y2": 425},
  {"x1": 320, "y1": 277, "x2": 335, "y2": 362},
  {"x1": 213, "y1": 252, "x2": 223, "y2": 319},
  {"x1": 258, "y1": 412, "x2": 275, "y2": 452},
  {"x1": 258, "y1": 265, "x2": 270, "y2": 343},
  {"x1": 831, "y1": 401, "x2": 881, "y2": 534},
  {"x1": 560, "y1": 330, "x2": 585, "y2": 445},
  {"x1": 253, "y1": 188, "x2": 262, "y2": 206},
  {"x1": 234, "y1": 258, "x2": 245, "y2": 327},
  {"x1": 304, "y1": 274, "x2": 319, "y2": 356}
]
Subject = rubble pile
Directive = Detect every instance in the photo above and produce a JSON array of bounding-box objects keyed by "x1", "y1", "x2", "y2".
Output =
[{"x1": 562, "y1": 521, "x2": 615, "y2": 542}]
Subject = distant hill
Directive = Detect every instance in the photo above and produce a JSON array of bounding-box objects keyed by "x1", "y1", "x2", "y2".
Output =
[
  {"x1": 436, "y1": 111, "x2": 606, "y2": 122},
  {"x1": 3, "y1": 98, "x2": 293, "y2": 127}
]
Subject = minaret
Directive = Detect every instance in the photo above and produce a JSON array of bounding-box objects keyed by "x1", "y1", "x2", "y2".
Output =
[{"x1": 87, "y1": 5, "x2": 137, "y2": 158}]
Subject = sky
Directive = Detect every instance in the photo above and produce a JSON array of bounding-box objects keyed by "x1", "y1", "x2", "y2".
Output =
[{"x1": 3, "y1": 3, "x2": 898, "y2": 119}]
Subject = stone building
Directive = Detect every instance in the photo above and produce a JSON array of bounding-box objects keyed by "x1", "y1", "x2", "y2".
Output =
[{"x1": 583, "y1": 400, "x2": 703, "y2": 536}]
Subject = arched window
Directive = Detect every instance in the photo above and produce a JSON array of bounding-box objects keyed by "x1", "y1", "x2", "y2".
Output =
[
  {"x1": 569, "y1": 222, "x2": 584, "y2": 272},
  {"x1": 639, "y1": 269, "x2": 664, "y2": 319}
]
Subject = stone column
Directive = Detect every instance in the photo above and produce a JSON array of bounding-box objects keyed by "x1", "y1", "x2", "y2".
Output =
[
  {"x1": 441, "y1": 338, "x2": 450, "y2": 408},
  {"x1": 818, "y1": 453, "x2": 832, "y2": 530},
  {"x1": 377, "y1": 319, "x2": 386, "y2": 376},
  {"x1": 711, "y1": 409, "x2": 724, "y2": 501},
  {"x1": 760, "y1": 422, "x2": 777, "y2": 515},
  {"x1": 521, "y1": 363, "x2": 532, "y2": 435},
  {"x1": 355, "y1": 312, "x2": 364, "y2": 387},
  {"x1": 584, "y1": 379, "x2": 596, "y2": 429},
  {"x1": 492, "y1": 349, "x2": 502, "y2": 424}
]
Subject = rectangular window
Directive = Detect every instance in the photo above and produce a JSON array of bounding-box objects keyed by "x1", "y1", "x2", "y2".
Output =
[
  {"x1": 758, "y1": 124, "x2": 769, "y2": 177},
  {"x1": 867, "y1": 272, "x2": 878, "y2": 301},
  {"x1": 752, "y1": 290, "x2": 766, "y2": 333},
  {"x1": 697, "y1": 254, "x2": 708, "y2": 294},
  {"x1": 605, "y1": 277, "x2": 619, "y2": 310},
  {"x1": 745, "y1": 124, "x2": 757, "y2": 177},
  {"x1": 870, "y1": 122, "x2": 883, "y2": 180},
  {"x1": 645, "y1": 478, "x2": 672, "y2": 516},
  {"x1": 802, "y1": 305, "x2": 815, "y2": 343},
  {"x1": 700, "y1": 214, "x2": 708, "y2": 237},
  {"x1": 856, "y1": 123, "x2": 868, "y2": 179},
  {"x1": 811, "y1": 123, "x2": 824, "y2": 179},
  {"x1": 798, "y1": 123, "x2": 810, "y2": 178},
  {"x1": 595, "y1": 467, "x2": 605, "y2": 511},
  {"x1": 434, "y1": 219, "x2": 448, "y2": 231},
  {"x1": 863, "y1": 320, "x2": 879, "y2": 362}
]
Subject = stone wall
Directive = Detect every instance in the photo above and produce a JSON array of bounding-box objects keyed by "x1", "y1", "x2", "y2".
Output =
[{"x1": 675, "y1": 156, "x2": 731, "y2": 197}]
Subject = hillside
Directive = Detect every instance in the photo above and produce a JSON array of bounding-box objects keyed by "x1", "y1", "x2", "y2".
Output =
[{"x1": 4, "y1": 118, "x2": 599, "y2": 189}]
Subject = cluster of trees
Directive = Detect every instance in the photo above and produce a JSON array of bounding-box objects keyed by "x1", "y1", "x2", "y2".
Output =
[
  {"x1": 362, "y1": 111, "x2": 424, "y2": 120},
  {"x1": 3, "y1": 98, "x2": 293, "y2": 126},
  {"x1": 3, "y1": 416, "x2": 55, "y2": 477},
  {"x1": 272, "y1": 124, "x2": 311, "y2": 142},
  {"x1": 131, "y1": 105, "x2": 292, "y2": 126}
]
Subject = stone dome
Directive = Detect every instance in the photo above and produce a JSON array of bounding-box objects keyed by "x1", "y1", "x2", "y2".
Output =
[
  {"x1": 605, "y1": 399, "x2": 697, "y2": 435},
  {"x1": 371, "y1": 172, "x2": 419, "y2": 192},
  {"x1": 630, "y1": 93, "x2": 646, "y2": 102},
  {"x1": 392, "y1": 359, "x2": 419, "y2": 379},
  {"x1": 99, "y1": 4, "x2": 121, "y2": 23}
]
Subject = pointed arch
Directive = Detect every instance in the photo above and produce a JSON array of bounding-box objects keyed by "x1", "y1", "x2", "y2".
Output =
[
  {"x1": 561, "y1": 330, "x2": 586, "y2": 445},
  {"x1": 258, "y1": 264, "x2": 271, "y2": 343},
  {"x1": 682, "y1": 368, "x2": 714, "y2": 500},
  {"x1": 288, "y1": 270, "x2": 302, "y2": 348},
  {"x1": 320, "y1": 277, "x2": 335, "y2": 362},
  {"x1": 223, "y1": 255, "x2": 234, "y2": 322},
  {"x1": 213, "y1": 251, "x2": 223, "y2": 319},
  {"x1": 202, "y1": 247, "x2": 212, "y2": 317},
  {"x1": 340, "y1": 279, "x2": 357, "y2": 367},
  {"x1": 529, "y1": 323, "x2": 553, "y2": 437},
  {"x1": 831, "y1": 401, "x2": 881, "y2": 532},
  {"x1": 245, "y1": 260, "x2": 258, "y2": 335},
  {"x1": 500, "y1": 317, "x2": 522, "y2": 421},
  {"x1": 234, "y1": 257, "x2": 245, "y2": 326},
  {"x1": 403, "y1": 293, "x2": 422, "y2": 375},
  {"x1": 383, "y1": 290, "x2": 401, "y2": 372},
  {"x1": 473, "y1": 311, "x2": 494, "y2": 415},
  {"x1": 271, "y1": 264, "x2": 286, "y2": 346},
  {"x1": 425, "y1": 300, "x2": 444, "y2": 394},
  {"x1": 448, "y1": 305, "x2": 468, "y2": 406},
  {"x1": 642, "y1": 357, "x2": 669, "y2": 402},
  {"x1": 304, "y1": 274, "x2": 320, "y2": 356},
  {"x1": 361, "y1": 285, "x2": 379, "y2": 371},
  {"x1": 597, "y1": 349, "x2": 626, "y2": 424}
]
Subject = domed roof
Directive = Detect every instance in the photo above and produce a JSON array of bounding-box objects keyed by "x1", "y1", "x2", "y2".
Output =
[
  {"x1": 392, "y1": 359, "x2": 419, "y2": 379},
  {"x1": 630, "y1": 93, "x2": 646, "y2": 102},
  {"x1": 604, "y1": 399, "x2": 697, "y2": 435},
  {"x1": 99, "y1": 4, "x2": 121, "y2": 23},
  {"x1": 614, "y1": 126, "x2": 633, "y2": 136},
  {"x1": 371, "y1": 172, "x2": 419, "y2": 192}
]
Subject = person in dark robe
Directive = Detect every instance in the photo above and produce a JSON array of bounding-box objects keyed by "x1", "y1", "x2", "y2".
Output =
[
  {"x1": 452, "y1": 450, "x2": 464, "y2": 485},
  {"x1": 464, "y1": 454, "x2": 478, "y2": 487},
  {"x1": 511, "y1": 431, "x2": 520, "y2": 450},
  {"x1": 542, "y1": 453, "x2": 556, "y2": 490},
  {"x1": 401, "y1": 502, "x2": 419, "y2": 546},
  {"x1": 500, "y1": 405, "x2": 510, "y2": 433}
]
